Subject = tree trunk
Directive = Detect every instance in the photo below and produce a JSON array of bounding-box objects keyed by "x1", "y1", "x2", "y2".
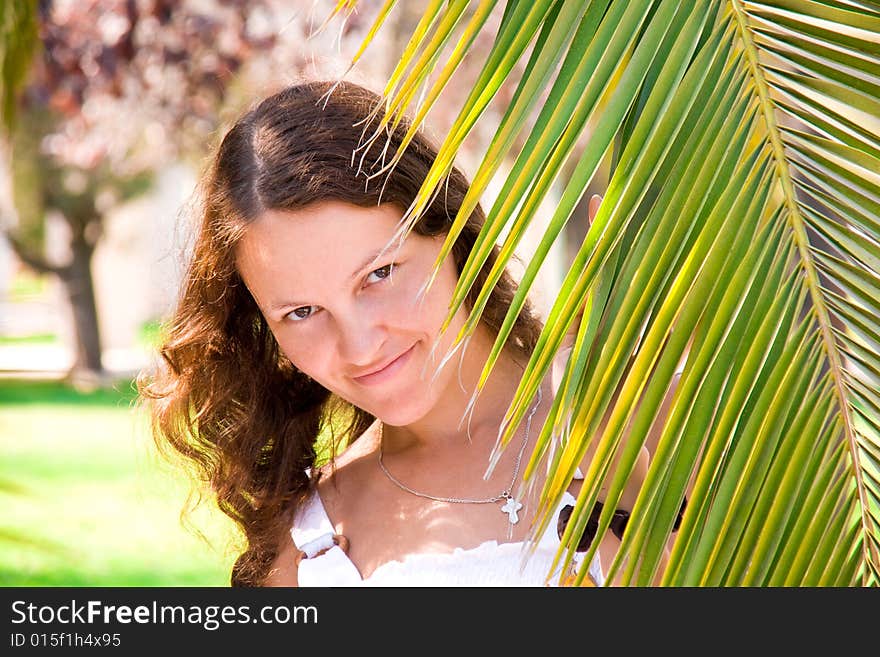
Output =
[{"x1": 59, "y1": 234, "x2": 103, "y2": 376}]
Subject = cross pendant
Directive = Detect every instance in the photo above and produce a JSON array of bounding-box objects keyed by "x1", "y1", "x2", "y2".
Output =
[{"x1": 501, "y1": 496, "x2": 523, "y2": 524}]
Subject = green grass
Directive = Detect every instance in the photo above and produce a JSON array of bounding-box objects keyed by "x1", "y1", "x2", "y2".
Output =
[
  {"x1": 0, "y1": 378, "x2": 140, "y2": 406},
  {"x1": 0, "y1": 378, "x2": 240, "y2": 586},
  {"x1": 0, "y1": 333, "x2": 59, "y2": 346}
]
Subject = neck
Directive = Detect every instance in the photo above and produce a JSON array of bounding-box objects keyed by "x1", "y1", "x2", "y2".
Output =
[{"x1": 381, "y1": 326, "x2": 530, "y2": 455}]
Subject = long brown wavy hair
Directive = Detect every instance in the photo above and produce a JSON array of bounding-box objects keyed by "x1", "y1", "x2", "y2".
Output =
[{"x1": 138, "y1": 79, "x2": 543, "y2": 587}]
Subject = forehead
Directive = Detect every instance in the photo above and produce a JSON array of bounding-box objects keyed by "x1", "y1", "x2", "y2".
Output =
[
  {"x1": 239, "y1": 200, "x2": 404, "y2": 259},
  {"x1": 234, "y1": 200, "x2": 415, "y2": 304}
]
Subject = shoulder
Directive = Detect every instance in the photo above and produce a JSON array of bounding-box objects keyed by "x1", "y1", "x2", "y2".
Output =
[{"x1": 264, "y1": 424, "x2": 382, "y2": 587}]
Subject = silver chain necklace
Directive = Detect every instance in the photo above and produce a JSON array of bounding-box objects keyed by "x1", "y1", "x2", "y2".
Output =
[{"x1": 378, "y1": 386, "x2": 543, "y2": 526}]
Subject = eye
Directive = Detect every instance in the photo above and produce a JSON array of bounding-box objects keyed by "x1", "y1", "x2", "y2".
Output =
[
  {"x1": 365, "y1": 263, "x2": 395, "y2": 284},
  {"x1": 285, "y1": 305, "x2": 318, "y2": 322}
]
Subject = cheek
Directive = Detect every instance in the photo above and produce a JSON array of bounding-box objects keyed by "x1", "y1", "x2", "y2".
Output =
[
  {"x1": 403, "y1": 263, "x2": 469, "y2": 367},
  {"x1": 371, "y1": 267, "x2": 450, "y2": 332},
  {"x1": 416, "y1": 263, "x2": 464, "y2": 333},
  {"x1": 273, "y1": 330, "x2": 331, "y2": 381}
]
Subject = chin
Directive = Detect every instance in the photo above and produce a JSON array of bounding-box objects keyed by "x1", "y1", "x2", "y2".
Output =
[
  {"x1": 373, "y1": 407, "x2": 421, "y2": 428},
  {"x1": 371, "y1": 396, "x2": 435, "y2": 428}
]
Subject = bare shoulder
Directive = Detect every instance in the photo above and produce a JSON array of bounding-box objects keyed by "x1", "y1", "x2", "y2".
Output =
[{"x1": 264, "y1": 423, "x2": 381, "y2": 587}]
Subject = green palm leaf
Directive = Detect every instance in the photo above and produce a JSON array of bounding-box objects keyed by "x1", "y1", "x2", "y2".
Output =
[{"x1": 339, "y1": 0, "x2": 880, "y2": 586}]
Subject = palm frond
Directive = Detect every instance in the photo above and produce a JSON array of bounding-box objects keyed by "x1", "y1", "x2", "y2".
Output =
[{"x1": 339, "y1": 0, "x2": 880, "y2": 586}]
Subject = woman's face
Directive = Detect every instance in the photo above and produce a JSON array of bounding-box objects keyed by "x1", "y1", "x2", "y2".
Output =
[{"x1": 235, "y1": 200, "x2": 467, "y2": 425}]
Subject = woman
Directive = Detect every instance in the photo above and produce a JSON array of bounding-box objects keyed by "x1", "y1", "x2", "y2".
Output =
[{"x1": 139, "y1": 79, "x2": 654, "y2": 587}]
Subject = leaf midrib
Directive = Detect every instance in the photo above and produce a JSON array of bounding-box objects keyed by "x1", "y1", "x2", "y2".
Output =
[{"x1": 730, "y1": 0, "x2": 870, "y2": 583}]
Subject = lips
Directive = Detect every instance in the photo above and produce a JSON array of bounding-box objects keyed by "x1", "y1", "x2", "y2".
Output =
[{"x1": 352, "y1": 344, "x2": 416, "y2": 386}]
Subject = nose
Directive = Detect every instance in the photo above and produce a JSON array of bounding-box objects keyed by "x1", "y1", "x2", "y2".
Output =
[{"x1": 334, "y1": 305, "x2": 388, "y2": 369}]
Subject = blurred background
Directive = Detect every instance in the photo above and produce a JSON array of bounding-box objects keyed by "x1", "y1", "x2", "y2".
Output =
[{"x1": 1, "y1": 0, "x2": 602, "y2": 585}]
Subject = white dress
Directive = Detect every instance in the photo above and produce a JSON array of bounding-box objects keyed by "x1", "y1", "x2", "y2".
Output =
[{"x1": 290, "y1": 487, "x2": 605, "y2": 587}]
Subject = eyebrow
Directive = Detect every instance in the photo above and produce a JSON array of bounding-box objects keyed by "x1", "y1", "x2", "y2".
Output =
[
  {"x1": 265, "y1": 245, "x2": 400, "y2": 314},
  {"x1": 351, "y1": 248, "x2": 387, "y2": 281}
]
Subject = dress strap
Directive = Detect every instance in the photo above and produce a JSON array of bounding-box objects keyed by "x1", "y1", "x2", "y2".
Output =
[
  {"x1": 291, "y1": 488, "x2": 363, "y2": 585},
  {"x1": 291, "y1": 488, "x2": 335, "y2": 547}
]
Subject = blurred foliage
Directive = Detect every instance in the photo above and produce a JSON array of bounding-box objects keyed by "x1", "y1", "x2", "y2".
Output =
[
  {"x1": 2, "y1": 0, "x2": 288, "y2": 374},
  {"x1": 7, "y1": 268, "x2": 49, "y2": 300},
  {"x1": 0, "y1": 0, "x2": 38, "y2": 130},
  {"x1": 137, "y1": 318, "x2": 164, "y2": 349},
  {"x1": 11, "y1": 106, "x2": 155, "y2": 258}
]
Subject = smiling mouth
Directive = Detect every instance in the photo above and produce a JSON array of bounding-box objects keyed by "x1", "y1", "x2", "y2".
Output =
[{"x1": 352, "y1": 344, "x2": 416, "y2": 385}]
